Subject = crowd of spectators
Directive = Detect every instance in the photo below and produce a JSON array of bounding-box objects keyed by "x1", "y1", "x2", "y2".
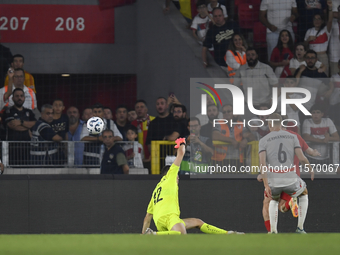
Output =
[{"x1": 1, "y1": 0, "x2": 340, "y2": 175}]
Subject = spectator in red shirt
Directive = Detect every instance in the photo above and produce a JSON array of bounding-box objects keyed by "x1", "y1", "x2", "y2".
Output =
[{"x1": 270, "y1": 29, "x2": 294, "y2": 78}]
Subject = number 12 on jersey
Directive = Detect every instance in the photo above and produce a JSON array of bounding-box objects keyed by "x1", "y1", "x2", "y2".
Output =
[{"x1": 153, "y1": 187, "x2": 163, "y2": 205}]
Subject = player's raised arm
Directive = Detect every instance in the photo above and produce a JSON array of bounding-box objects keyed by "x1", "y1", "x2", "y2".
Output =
[
  {"x1": 173, "y1": 138, "x2": 186, "y2": 167},
  {"x1": 141, "y1": 212, "x2": 153, "y2": 234},
  {"x1": 295, "y1": 147, "x2": 314, "y2": 181}
]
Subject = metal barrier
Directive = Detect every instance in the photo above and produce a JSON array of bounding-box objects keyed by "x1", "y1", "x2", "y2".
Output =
[
  {"x1": 1, "y1": 141, "x2": 141, "y2": 168},
  {"x1": 150, "y1": 140, "x2": 340, "y2": 175},
  {"x1": 150, "y1": 140, "x2": 259, "y2": 175},
  {"x1": 151, "y1": 141, "x2": 176, "y2": 175}
]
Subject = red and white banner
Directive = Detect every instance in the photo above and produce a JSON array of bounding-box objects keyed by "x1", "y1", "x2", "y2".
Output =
[{"x1": 0, "y1": 4, "x2": 115, "y2": 43}]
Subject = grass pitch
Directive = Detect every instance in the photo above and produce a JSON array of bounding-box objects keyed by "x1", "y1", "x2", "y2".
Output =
[{"x1": 0, "y1": 233, "x2": 339, "y2": 255}]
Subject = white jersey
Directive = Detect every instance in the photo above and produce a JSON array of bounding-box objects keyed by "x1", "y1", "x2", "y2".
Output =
[
  {"x1": 259, "y1": 130, "x2": 300, "y2": 187},
  {"x1": 329, "y1": 0, "x2": 340, "y2": 63},
  {"x1": 191, "y1": 14, "x2": 210, "y2": 41},
  {"x1": 302, "y1": 118, "x2": 337, "y2": 160},
  {"x1": 122, "y1": 142, "x2": 144, "y2": 168},
  {"x1": 305, "y1": 26, "x2": 331, "y2": 52},
  {"x1": 330, "y1": 73, "x2": 340, "y2": 105}
]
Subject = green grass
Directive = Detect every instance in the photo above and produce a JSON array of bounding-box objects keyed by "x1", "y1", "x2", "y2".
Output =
[{"x1": 0, "y1": 234, "x2": 339, "y2": 255}]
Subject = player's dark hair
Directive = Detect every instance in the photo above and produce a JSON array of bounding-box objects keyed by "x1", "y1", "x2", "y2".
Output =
[
  {"x1": 104, "y1": 106, "x2": 112, "y2": 112},
  {"x1": 12, "y1": 54, "x2": 24, "y2": 63},
  {"x1": 92, "y1": 103, "x2": 104, "y2": 110},
  {"x1": 189, "y1": 117, "x2": 200, "y2": 125},
  {"x1": 135, "y1": 99, "x2": 147, "y2": 107},
  {"x1": 305, "y1": 49, "x2": 317, "y2": 58},
  {"x1": 12, "y1": 88, "x2": 24, "y2": 96},
  {"x1": 338, "y1": 59, "x2": 340, "y2": 66},
  {"x1": 172, "y1": 104, "x2": 187, "y2": 113},
  {"x1": 161, "y1": 165, "x2": 171, "y2": 176},
  {"x1": 115, "y1": 105, "x2": 128, "y2": 113},
  {"x1": 126, "y1": 125, "x2": 138, "y2": 135}
]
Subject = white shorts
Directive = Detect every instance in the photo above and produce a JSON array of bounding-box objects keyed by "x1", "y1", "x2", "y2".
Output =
[{"x1": 270, "y1": 177, "x2": 306, "y2": 200}]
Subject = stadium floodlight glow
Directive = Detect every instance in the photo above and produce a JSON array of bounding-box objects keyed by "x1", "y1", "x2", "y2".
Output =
[{"x1": 61, "y1": 73, "x2": 70, "y2": 77}]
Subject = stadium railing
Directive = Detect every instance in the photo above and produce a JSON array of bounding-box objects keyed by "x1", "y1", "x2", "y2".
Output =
[
  {"x1": 150, "y1": 140, "x2": 340, "y2": 175},
  {"x1": 1, "y1": 141, "x2": 146, "y2": 173}
]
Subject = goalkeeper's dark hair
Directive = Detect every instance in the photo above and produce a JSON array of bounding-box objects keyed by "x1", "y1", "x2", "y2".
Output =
[{"x1": 161, "y1": 165, "x2": 171, "y2": 176}]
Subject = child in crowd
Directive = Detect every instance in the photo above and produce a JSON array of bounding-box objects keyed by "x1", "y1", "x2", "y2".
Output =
[
  {"x1": 123, "y1": 125, "x2": 144, "y2": 169},
  {"x1": 191, "y1": 2, "x2": 213, "y2": 47}
]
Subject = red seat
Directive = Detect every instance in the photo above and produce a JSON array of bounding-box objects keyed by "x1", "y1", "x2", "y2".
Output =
[
  {"x1": 238, "y1": 3, "x2": 260, "y2": 29},
  {"x1": 253, "y1": 21, "x2": 267, "y2": 48}
]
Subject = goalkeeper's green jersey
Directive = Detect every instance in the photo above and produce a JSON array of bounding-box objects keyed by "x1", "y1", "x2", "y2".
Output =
[{"x1": 147, "y1": 164, "x2": 180, "y2": 224}]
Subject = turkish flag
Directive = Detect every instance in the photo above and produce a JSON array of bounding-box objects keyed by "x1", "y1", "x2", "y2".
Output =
[{"x1": 98, "y1": 0, "x2": 136, "y2": 10}]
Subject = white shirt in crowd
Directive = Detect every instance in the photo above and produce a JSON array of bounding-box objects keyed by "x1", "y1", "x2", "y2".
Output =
[
  {"x1": 304, "y1": 26, "x2": 331, "y2": 52},
  {"x1": 260, "y1": 0, "x2": 296, "y2": 32},
  {"x1": 302, "y1": 118, "x2": 337, "y2": 160},
  {"x1": 191, "y1": 14, "x2": 210, "y2": 42},
  {"x1": 289, "y1": 58, "x2": 322, "y2": 70},
  {"x1": 329, "y1": 0, "x2": 340, "y2": 63},
  {"x1": 330, "y1": 73, "x2": 340, "y2": 105},
  {"x1": 0, "y1": 85, "x2": 37, "y2": 110},
  {"x1": 207, "y1": 3, "x2": 228, "y2": 18},
  {"x1": 122, "y1": 142, "x2": 144, "y2": 169}
]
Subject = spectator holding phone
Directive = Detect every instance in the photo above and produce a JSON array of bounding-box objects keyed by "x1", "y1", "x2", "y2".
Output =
[{"x1": 269, "y1": 29, "x2": 294, "y2": 78}]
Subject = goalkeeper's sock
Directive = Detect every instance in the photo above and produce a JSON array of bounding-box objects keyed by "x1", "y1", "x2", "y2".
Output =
[
  {"x1": 156, "y1": 231, "x2": 181, "y2": 235},
  {"x1": 264, "y1": 220, "x2": 270, "y2": 232},
  {"x1": 200, "y1": 223, "x2": 227, "y2": 234}
]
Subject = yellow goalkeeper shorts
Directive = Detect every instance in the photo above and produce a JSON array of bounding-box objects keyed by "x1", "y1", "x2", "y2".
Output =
[{"x1": 156, "y1": 214, "x2": 186, "y2": 231}]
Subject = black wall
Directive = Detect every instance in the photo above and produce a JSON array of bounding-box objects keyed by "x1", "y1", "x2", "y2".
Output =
[{"x1": 0, "y1": 175, "x2": 339, "y2": 234}]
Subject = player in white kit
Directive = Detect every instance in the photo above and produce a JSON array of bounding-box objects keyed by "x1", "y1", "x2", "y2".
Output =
[{"x1": 259, "y1": 113, "x2": 314, "y2": 234}]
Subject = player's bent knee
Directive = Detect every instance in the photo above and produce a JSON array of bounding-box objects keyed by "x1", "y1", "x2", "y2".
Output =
[
  {"x1": 171, "y1": 223, "x2": 186, "y2": 234},
  {"x1": 300, "y1": 188, "x2": 308, "y2": 196}
]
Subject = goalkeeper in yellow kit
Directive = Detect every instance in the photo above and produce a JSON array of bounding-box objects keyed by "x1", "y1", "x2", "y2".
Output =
[{"x1": 141, "y1": 138, "x2": 244, "y2": 235}]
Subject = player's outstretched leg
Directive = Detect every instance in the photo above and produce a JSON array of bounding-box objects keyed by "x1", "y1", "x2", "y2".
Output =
[
  {"x1": 296, "y1": 189, "x2": 309, "y2": 234},
  {"x1": 183, "y1": 218, "x2": 244, "y2": 234},
  {"x1": 269, "y1": 200, "x2": 279, "y2": 233}
]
